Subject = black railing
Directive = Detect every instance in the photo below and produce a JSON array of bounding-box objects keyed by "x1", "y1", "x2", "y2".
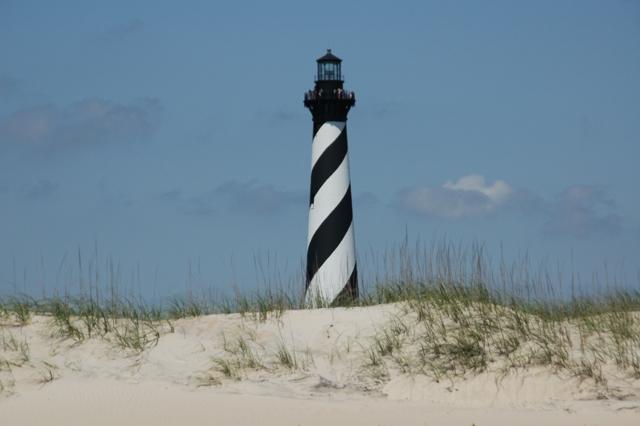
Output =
[
  {"x1": 314, "y1": 74, "x2": 346, "y2": 81},
  {"x1": 304, "y1": 89, "x2": 355, "y2": 101}
]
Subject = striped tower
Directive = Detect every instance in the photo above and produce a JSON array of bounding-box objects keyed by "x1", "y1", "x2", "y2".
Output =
[{"x1": 303, "y1": 49, "x2": 357, "y2": 307}]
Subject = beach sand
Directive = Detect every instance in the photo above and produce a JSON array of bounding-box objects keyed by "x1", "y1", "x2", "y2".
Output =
[{"x1": 1, "y1": 304, "x2": 639, "y2": 425}]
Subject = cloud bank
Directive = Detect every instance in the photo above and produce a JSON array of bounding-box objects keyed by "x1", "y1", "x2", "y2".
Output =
[
  {"x1": 0, "y1": 97, "x2": 162, "y2": 150},
  {"x1": 213, "y1": 180, "x2": 304, "y2": 215},
  {"x1": 161, "y1": 181, "x2": 305, "y2": 217},
  {"x1": 395, "y1": 175, "x2": 623, "y2": 238},
  {"x1": 543, "y1": 185, "x2": 623, "y2": 238},
  {"x1": 396, "y1": 174, "x2": 513, "y2": 219}
]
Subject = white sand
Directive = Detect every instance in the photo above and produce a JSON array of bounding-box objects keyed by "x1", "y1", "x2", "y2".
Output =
[{"x1": 1, "y1": 304, "x2": 639, "y2": 425}]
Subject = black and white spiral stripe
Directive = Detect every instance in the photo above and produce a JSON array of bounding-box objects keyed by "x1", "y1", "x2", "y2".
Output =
[{"x1": 305, "y1": 121, "x2": 357, "y2": 306}]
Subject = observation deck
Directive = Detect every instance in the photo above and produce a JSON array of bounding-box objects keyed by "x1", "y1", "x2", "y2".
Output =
[{"x1": 304, "y1": 49, "x2": 356, "y2": 122}]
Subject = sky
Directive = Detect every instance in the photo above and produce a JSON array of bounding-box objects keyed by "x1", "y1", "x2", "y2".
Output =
[{"x1": 1, "y1": 0, "x2": 639, "y2": 299}]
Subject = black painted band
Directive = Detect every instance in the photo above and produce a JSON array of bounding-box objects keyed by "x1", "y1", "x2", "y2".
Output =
[
  {"x1": 309, "y1": 129, "x2": 348, "y2": 205},
  {"x1": 306, "y1": 186, "x2": 354, "y2": 284}
]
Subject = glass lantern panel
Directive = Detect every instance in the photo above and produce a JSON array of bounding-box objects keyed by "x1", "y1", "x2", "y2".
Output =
[{"x1": 320, "y1": 63, "x2": 341, "y2": 80}]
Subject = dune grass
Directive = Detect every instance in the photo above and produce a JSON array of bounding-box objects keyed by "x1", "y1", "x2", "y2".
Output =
[
  {"x1": 0, "y1": 240, "x2": 638, "y2": 392},
  {"x1": 212, "y1": 330, "x2": 265, "y2": 380},
  {"x1": 364, "y1": 283, "x2": 640, "y2": 386}
]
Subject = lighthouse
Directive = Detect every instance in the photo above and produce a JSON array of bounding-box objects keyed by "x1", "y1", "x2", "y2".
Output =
[{"x1": 303, "y1": 49, "x2": 358, "y2": 306}]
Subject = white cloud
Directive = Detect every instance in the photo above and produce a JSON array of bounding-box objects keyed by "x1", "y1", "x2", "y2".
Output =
[
  {"x1": 443, "y1": 174, "x2": 513, "y2": 203},
  {"x1": 397, "y1": 174, "x2": 513, "y2": 219},
  {"x1": 396, "y1": 176, "x2": 624, "y2": 238}
]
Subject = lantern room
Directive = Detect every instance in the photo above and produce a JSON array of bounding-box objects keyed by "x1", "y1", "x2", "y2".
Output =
[{"x1": 316, "y1": 49, "x2": 342, "y2": 81}]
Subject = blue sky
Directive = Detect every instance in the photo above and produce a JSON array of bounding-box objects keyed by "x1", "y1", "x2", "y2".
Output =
[{"x1": 1, "y1": 0, "x2": 639, "y2": 298}]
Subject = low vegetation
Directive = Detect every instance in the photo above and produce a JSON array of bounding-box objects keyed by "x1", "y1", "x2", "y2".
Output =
[
  {"x1": 364, "y1": 283, "x2": 640, "y2": 387},
  {"x1": 0, "y1": 240, "x2": 638, "y2": 394}
]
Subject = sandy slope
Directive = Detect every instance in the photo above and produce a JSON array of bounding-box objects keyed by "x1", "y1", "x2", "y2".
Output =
[
  {"x1": 2, "y1": 379, "x2": 639, "y2": 426},
  {"x1": 1, "y1": 305, "x2": 639, "y2": 425}
]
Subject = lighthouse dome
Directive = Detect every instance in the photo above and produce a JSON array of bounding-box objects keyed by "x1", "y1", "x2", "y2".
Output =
[{"x1": 316, "y1": 49, "x2": 342, "y2": 63}]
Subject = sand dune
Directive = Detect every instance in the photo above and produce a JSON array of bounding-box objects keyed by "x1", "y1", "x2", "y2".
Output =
[{"x1": 1, "y1": 304, "x2": 639, "y2": 425}]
